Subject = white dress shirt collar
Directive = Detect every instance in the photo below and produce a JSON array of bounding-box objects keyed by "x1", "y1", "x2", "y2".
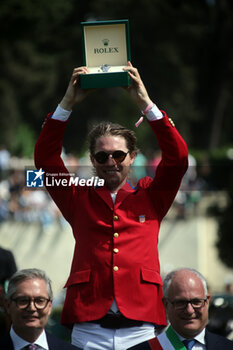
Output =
[
  {"x1": 177, "y1": 327, "x2": 206, "y2": 348},
  {"x1": 10, "y1": 326, "x2": 49, "y2": 350}
]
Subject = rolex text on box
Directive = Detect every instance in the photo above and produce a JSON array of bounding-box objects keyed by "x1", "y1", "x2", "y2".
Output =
[{"x1": 80, "y1": 19, "x2": 131, "y2": 89}]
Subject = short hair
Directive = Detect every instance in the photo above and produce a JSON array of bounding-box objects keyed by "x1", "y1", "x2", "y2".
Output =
[
  {"x1": 88, "y1": 121, "x2": 138, "y2": 155},
  {"x1": 5, "y1": 268, "x2": 53, "y2": 300},
  {"x1": 163, "y1": 268, "x2": 208, "y2": 298}
]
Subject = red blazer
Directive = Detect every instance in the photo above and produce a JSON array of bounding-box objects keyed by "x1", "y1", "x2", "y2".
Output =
[{"x1": 34, "y1": 112, "x2": 188, "y2": 327}]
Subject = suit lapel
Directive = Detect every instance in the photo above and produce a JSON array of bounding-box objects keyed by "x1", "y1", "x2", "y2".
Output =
[
  {"x1": 205, "y1": 330, "x2": 218, "y2": 350},
  {"x1": 0, "y1": 334, "x2": 14, "y2": 349},
  {"x1": 114, "y1": 181, "x2": 137, "y2": 209},
  {"x1": 94, "y1": 186, "x2": 114, "y2": 209},
  {"x1": 46, "y1": 331, "x2": 53, "y2": 349}
]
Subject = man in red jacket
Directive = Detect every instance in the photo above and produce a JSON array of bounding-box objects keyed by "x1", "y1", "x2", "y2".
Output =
[{"x1": 34, "y1": 62, "x2": 188, "y2": 349}]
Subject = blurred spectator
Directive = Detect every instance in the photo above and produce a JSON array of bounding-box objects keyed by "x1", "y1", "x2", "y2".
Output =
[
  {"x1": 174, "y1": 154, "x2": 202, "y2": 219},
  {"x1": 16, "y1": 189, "x2": 54, "y2": 228},
  {"x1": 131, "y1": 152, "x2": 148, "y2": 184},
  {"x1": 0, "y1": 246, "x2": 17, "y2": 292},
  {"x1": 0, "y1": 246, "x2": 17, "y2": 336},
  {"x1": 63, "y1": 153, "x2": 79, "y2": 175},
  {"x1": 225, "y1": 276, "x2": 233, "y2": 295},
  {"x1": 0, "y1": 145, "x2": 10, "y2": 180},
  {"x1": 147, "y1": 150, "x2": 161, "y2": 177},
  {"x1": 0, "y1": 167, "x2": 66, "y2": 228},
  {"x1": 208, "y1": 293, "x2": 233, "y2": 340},
  {"x1": 77, "y1": 150, "x2": 94, "y2": 179}
]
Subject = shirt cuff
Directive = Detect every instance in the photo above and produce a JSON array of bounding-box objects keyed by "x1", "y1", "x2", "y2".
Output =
[
  {"x1": 145, "y1": 104, "x2": 163, "y2": 121},
  {"x1": 51, "y1": 104, "x2": 72, "y2": 121}
]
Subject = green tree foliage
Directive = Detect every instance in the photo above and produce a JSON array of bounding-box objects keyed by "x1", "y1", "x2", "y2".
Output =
[{"x1": 1, "y1": 0, "x2": 233, "y2": 156}]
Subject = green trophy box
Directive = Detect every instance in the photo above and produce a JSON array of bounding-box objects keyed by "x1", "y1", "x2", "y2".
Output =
[{"x1": 80, "y1": 19, "x2": 131, "y2": 89}]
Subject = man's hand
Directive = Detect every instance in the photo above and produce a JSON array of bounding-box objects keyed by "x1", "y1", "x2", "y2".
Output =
[
  {"x1": 59, "y1": 67, "x2": 91, "y2": 111},
  {"x1": 123, "y1": 62, "x2": 152, "y2": 111}
]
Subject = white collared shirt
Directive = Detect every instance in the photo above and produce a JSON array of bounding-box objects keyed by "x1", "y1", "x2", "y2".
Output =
[
  {"x1": 178, "y1": 328, "x2": 206, "y2": 350},
  {"x1": 72, "y1": 322, "x2": 156, "y2": 349},
  {"x1": 10, "y1": 326, "x2": 49, "y2": 350},
  {"x1": 51, "y1": 103, "x2": 163, "y2": 122}
]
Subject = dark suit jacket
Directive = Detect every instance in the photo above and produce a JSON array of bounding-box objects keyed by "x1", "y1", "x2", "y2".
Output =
[
  {"x1": 0, "y1": 331, "x2": 77, "y2": 349},
  {"x1": 127, "y1": 329, "x2": 233, "y2": 349},
  {"x1": 205, "y1": 330, "x2": 233, "y2": 349},
  {"x1": 0, "y1": 247, "x2": 17, "y2": 286}
]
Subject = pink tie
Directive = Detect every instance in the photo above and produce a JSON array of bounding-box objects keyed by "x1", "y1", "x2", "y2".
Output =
[{"x1": 23, "y1": 345, "x2": 38, "y2": 350}]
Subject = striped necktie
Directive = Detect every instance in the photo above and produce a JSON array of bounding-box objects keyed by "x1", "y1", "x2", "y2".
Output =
[
  {"x1": 23, "y1": 344, "x2": 38, "y2": 350},
  {"x1": 183, "y1": 339, "x2": 195, "y2": 350}
]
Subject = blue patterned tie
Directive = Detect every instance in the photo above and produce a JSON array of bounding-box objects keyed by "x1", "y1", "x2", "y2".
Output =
[{"x1": 183, "y1": 339, "x2": 195, "y2": 350}]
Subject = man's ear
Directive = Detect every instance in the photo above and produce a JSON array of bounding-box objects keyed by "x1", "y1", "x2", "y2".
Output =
[
  {"x1": 130, "y1": 152, "x2": 136, "y2": 164},
  {"x1": 47, "y1": 299, "x2": 53, "y2": 316},
  {"x1": 206, "y1": 294, "x2": 211, "y2": 306}
]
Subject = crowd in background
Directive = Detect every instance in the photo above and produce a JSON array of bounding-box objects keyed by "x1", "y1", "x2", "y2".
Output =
[{"x1": 0, "y1": 144, "x2": 211, "y2": 229}]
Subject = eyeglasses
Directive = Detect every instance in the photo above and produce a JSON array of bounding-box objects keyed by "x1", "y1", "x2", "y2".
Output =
[
  {"x1": 11, "y1": 296, "x2": 51, "y2": 310},
  {"x1": 93, "y1": 150, "x2": 129, "y2": 164},
  {"x1": 167, "y1": 298, "x2": 207, "y2": 310}
]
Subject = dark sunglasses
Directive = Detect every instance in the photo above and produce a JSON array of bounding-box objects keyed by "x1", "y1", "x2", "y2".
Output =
[{"x1": 93, "y1": 150, "x2": 129, "y2": 164}]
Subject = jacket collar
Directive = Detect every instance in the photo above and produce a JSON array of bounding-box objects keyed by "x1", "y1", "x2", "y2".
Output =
[{"x1": 94, "y1": 180, "x2": 137, "y2": 209}]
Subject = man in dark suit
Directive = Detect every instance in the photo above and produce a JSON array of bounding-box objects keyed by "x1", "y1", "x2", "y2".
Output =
[
  {"x1": 0, "y1": 246, "x2": 17, "y2": 288},
  {"x1": 0, "y1": 268, "x2": 77, "y2": 349},
  {"x1": 0, "y1": 246, "x2": 17, "y2": 336},
  {"x1": 128, "y1": 268, "x2": 233, "y2": 349}
]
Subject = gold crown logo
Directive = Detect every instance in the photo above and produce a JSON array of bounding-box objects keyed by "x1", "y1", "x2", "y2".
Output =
[{"x1": 102, "y1": 38, "x2": 109, "y2": 46}]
